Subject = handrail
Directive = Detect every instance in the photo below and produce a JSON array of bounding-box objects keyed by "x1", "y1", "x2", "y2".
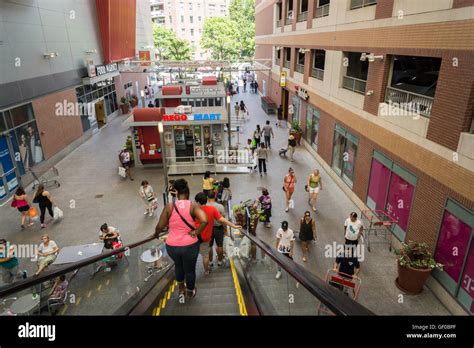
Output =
[
  {"x1": 0, "y1": 235, "x2": 161, "y2": 298},
  {"x1": 242, "y1": 207, "x2": 373, "y2": 316}
]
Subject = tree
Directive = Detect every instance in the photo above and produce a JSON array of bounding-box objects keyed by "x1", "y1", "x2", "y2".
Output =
[
  {"x1": 229, "y1": 0, "x2": 255, "y2": 58},
  {"x1": 201, "y1": 17, "x2": 240, "y2": 61},
  {"x1": 152, "y1": 24, "x2": 192, "y2": 61}
]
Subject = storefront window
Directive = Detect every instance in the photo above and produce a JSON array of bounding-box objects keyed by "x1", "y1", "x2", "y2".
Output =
[
  {"x1": 291, "y1": 96, "x2": 301, "y2": 123},
  {"x1": 305, "y1": 110, "x2": 312, "y2": 143},
  {"x1": 385, "y1": 172, "x2": 415, "y2": 232},
  {"x1": 331, "y1": 125, "x2": 358, "y2": 187},
  {"x1": 433, "y1": 200, "x2": 473, "y2": 313},
  {"x1": 305, "y1": 106, "x2": 320, "y2": 151},
  {"x1": 367, "y1": 158, "x2": 390, "y2": 211}
]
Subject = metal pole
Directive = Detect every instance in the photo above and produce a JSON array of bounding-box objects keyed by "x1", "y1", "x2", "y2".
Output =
[
  {"x1": 227, "y1": 96, "x2": 231, "y2": 148},
  {"x1": 158, "y1": 126, "x2": 169, "y2": 188}
]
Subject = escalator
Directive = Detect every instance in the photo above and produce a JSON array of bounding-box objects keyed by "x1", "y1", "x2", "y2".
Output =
[{"x1": 0, "y1": 201, "x2": 373, "y2": 317}]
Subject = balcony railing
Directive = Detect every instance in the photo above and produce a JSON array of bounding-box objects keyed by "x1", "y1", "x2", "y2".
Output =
[
  {"x1": 285, "y1": 16, "x2": 293, "y2": 25},
  {"x1": 275, "y1": 57, "x2": 281, "y2": 66},
  {"x1": 311, "y1": 67, "x2": 324, "y2": 80},
  {"x1": 276, "y1": 19, "x2": 282, "y2": 27},
  {"x1": 350, "y1": 0, "x2": 377, "y2": 10},
  {"x1": 284, "y1": 60, "x2": 291, "y2": 69},
  {"x1": 314, "y1": 3, "x2": 330, "y2": 18},
  {"x1": 295, "y1": 64, "x2": 305, "y2": 73},
  {"x1": 342, "y1": 75, "x2": 366, "y2": 94},
  {"x1": 297, "y1": 11, "x2": 308, "y2": 22},
  {"x1": 385, "y1": 86, "x2": 434, "y2": 117}
]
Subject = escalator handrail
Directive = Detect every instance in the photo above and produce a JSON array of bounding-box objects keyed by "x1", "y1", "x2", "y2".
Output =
[
  {"x1": 242, "y1": 207, "x2": 373, "y2": 316},
  {"x1": 0, "y1": 234, "x2": 162, "y2": 298}
]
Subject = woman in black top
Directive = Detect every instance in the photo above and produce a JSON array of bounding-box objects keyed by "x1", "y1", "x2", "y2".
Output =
[
  {"x1": 299, "y1": 211, "x2": 316, "y2": 262},
  {"x1": 33, "y1": 184, "x2": 56, "y2": 228}
]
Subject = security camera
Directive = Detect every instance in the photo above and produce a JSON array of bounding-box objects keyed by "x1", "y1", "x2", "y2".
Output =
[{"x1": 360, "y1": 53, "x2": 367, "y2": 62}]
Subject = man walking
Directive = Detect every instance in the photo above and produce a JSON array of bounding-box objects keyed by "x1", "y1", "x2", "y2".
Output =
[
  {"x1": 207, "y1": 192, "x2": 227, "y2": 267},
  {"x1": 261, "y1": 121, "x2": 274, "y2": 149},
  {"x1": 254, "y1": 80, "x2": 259, "y2": 94},
  {"x1": 257, "y1": 143, "x2": 268, "y2": 177},
  {"x1": 234, "y1": 102, "x2": 239, "y2": 118}
]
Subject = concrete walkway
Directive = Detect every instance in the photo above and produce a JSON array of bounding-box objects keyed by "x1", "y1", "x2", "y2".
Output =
[{"x1": 0, "y1": 90, "x2": 450, "y2": 315}]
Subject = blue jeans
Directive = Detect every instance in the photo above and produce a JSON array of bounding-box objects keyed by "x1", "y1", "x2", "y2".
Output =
[{"x1": 166, "y1": 241, "x2": 200, "y2": 291}]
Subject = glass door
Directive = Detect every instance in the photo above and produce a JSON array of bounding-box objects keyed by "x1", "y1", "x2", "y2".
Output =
[{"x1": 0, "y1": 135, "x2": 20, "y2": 202}]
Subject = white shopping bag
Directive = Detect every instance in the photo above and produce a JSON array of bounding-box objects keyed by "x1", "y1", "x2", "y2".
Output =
[
  {"x1": 118, "y1": 166, "x2": 126, "y2": 178},
  {"x1": 53, "y1": 206, "x2": 63, "y2": 221},
  {"x1": 289, "y1": 199, "x2": 295, "y2": 209}
]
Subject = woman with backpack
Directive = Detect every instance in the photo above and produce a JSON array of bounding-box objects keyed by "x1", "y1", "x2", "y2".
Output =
[
  {"x1": 33, "y1": 184, "x2": 56, "y2": 229},
  {"x1": 139, "y1": 180, "x2": 155, "y2": 217},
  {"x1": 299, "y1": 211, "x2": 317, "y2": 262},
  {"x1": 11, "y1": 187, "x2": 34, "y2": 229},
  {"x1": 258, "y1": 188, "x2": 272, "y2": 228}
]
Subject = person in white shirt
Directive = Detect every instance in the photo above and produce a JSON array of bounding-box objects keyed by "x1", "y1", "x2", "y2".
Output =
[
  {"x1": 275, "y1": 221, "x2": 295, "y2": 280},
  {"x1": 99, "y1": 223, "x2": 120, "y2": 249},
  {"x1": 35, "y1": 234, "x2": 59, "y2": 275},
  {"x1": 139, "y1": 180, "x2": 155, "y2": 216},
  {"x1": 344, "y1": 212, "x2": 364, "y2": 246}
]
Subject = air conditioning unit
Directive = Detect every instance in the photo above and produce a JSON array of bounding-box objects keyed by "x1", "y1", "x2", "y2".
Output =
[{"x1": 174, "y1": 105, "x2": 192, "y2": 114}]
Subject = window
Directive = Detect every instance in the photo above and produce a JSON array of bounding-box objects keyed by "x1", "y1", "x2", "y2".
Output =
[
  {"x1": 9, "y1": 104, "x2": 35, "y2": 128},
  {"x1": 332, "y1": 125, "x2": 358, "y2": 188},
  {"x1": 276, "y1": 3, "x2": 283, "y2": 22},
  {"x1": 350, "y1": 0, "x2": 376, "y2": 10},
  {"x1": 198, "y1": 16, "x2": 202, "y2": 21},
  {"x1": 190, "y1": 29, "x2": 194, "y2": 36},
  {"x1": 433, "y1": 200, "x2": 473, "y2": 314},
  {"x1": 300, "y1": 0, "x2": 308, "y2": 12},
  {"x1": 296, "y1": 49, "x2": 305, "y2": 73},
  {"x1": 305, "y1": 106, "x2": 320, "y2": 150},
  {"x1": 169, "y1": 16, "x2": 172, "y2": 23},
  {"x1": 190, "y1": 16, "x2": 193, "y2": 23},
  {"x1": 189, "y1": 2, "x2": 192, "y2": 10},
  {"x1": 342, "y1": 52, "x2": 368, "y2": 94},
  {"x1": 311, "y1": 49, "x2": 325, "y2": 80},
  {"x1": 181, "y1": 15, "x2": 184, "y2": 23},
  {"x1": 284, "y1": 47, "x2": 291, "y2": 68},
  {"x1": 181, "y1": 28, "x2": 185, "y2": 34},
  {"x1": 366, "y1": 151, "x2": 417, "y2": 240}
]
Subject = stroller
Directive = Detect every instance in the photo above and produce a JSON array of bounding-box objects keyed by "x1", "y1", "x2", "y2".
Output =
[{"x1": 279, "y1": 147, "x2": 289, "y2": 157}]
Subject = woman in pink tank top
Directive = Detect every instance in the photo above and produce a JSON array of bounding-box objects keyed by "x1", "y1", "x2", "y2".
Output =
[{"x1": 154, "y1": 179, "x2": 208, "y2": 298}]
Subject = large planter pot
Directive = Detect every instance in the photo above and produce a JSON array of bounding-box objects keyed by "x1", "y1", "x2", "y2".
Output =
[
  {"x1": 120, "y1": 104, "x2": 129, "y2": 114},
  {"x1": 129, "y1": 99, "x2": 138, "y2": 107},
  {"x1": 395, "y1": 261, "x2": 432, "y2": 295}
]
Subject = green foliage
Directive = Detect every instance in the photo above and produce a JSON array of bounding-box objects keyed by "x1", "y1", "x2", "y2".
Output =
[
  {"x1": 229, "y1": 0, "x2": 255, "y2": 58},
  {"x1": 120, "y1": 96, "x2": 128, "y2": 105},
  {"x1": 201, "y1": 17, "x2": 240, "y2": 61},
  {"x1": 395, "y1": 240, "x2": 443, "y2": 270},
  {"x1": 291, "y1": 120, "x2": 302, "y2": 133},
  {"x1": 124, "y1": 136, "x2": 134, "y2": 162},
  {"x1": 152, "y1": 24, "x2": 192, "y2": 61}
]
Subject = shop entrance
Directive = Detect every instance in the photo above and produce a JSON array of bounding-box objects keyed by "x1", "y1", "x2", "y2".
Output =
[
  {"x1": 281, "y1": 88, "x2": 289, "y2": 121},
  {"x1": 173, "y1": 125, "x2": 215, "y2": 163},
  {"x1": 0, "y1": 135, "x2": 20, "y2": 203},
  {"x1": 94, "y1": 100, "x2": 106, "y2": 128},
  {"x1": 174, "y1": 126, "x2": 194, "y2": 162}
]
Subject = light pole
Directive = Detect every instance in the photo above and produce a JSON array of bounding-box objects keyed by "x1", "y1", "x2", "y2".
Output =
[
  {"x1": 158, "y1": 121, "x2": 168, "y2": 188},
  {"x1": 140, "y1": 89, "x2": 145, "y2": 107},
  {"x1": 226, "y1": 94, "x2": 231, "y2": 148}
]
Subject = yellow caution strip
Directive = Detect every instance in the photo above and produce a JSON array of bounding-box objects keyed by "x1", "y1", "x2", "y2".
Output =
[
  {"x1": 153, "y1": 280, "x2": 178, "y2": 316},
  {"x1": 229, "y1": 257, "x2": 248, "y2": 316}
]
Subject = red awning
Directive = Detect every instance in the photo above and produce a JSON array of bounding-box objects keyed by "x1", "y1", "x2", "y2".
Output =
[{"x1": 132, "y1": 108, "x2": 163, "y2": 122}]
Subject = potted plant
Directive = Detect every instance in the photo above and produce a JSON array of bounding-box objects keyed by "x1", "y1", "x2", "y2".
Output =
[
  {"x1": 129, "y1": 95, "x2": 138, "y2": 107},
  {"x1": 395, "y1": 240, "x2": 443, "y2": 295},
  {"x1": 120, "y1": 97, "x2": 129, "y2": 114},
  {"x1": 290, "y1": 120, "x2": 303, "y2": 145},
  {"x1": 124, "y1": 136, "x2": 134, "y2": 163}
]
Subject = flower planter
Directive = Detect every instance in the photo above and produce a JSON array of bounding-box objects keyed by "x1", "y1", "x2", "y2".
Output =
[
  {"x1": 120, "y1": 104, "x2": 129, "y2": 114},
  {"x1": 129, "y1": 99, "x2": 138, "y2": 108},
  {"x1": 395, "y1": 261, "x2": 432, "y2": 295}
]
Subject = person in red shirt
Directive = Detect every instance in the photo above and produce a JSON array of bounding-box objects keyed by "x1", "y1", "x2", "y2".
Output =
[{"x1": 194, "y1": 192, "x2": 242, "y2": 274}]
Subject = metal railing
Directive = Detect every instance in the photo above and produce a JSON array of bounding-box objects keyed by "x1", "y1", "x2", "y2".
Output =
[
  {"x1": 285, "y1": 16, "x2": 293, "y2": 25},
  {"x1": 241, "y1": 207, "x2": 373, "y2": 316},
  {"x1": 295, "y1": 64, "x2": 305, "y2": 73},
  {"x1": 342, "y1": 75, "x2": 366, "y2": 94},
  {"x1": 311, "y1": 67, "x2": 324, "y2": 80},
  {"x1": 297, "y1": 11, "x2": 308, "y2": 22},
  {"x1": 284, "y1": 60, "x2": 291, "y2": 68},
  {"x1": 274, "y1": 57, "x2": 280, "y2": 66},
  {"x1": 276, "y1": 19, "x2": 282, "y2": 27},
  {"x1": 350, "y1": 0, "x2": 377, "y2": 10},
  {"x1": 315, "y1": 3, "x2": 330, "y2": 18},
  {"x1": 385, "y1": 86, "x2": 434, "y2": 117}
]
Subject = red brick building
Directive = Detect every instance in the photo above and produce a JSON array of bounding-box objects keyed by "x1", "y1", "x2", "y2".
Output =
[{"x1": 255, "y1": 0, "x2": 474, "y2": 314}]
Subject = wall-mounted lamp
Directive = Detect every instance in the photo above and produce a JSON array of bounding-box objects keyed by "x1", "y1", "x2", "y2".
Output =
[
  {"x1": 298, "y1": 48, "x2": 310, "y2": 54},
  {"x1": 85, "y1": 49, "x2": 97, "y2": 54},
  {"x1": 276, "y1": 46, "x2": 282, "y2": 50},
  {"x1": 360, "y1": 53, "x2": 384, "y2": 62},
  {"x1": 366, "y1": 90, "x2": 374, "y2": 96},
  {"x1": 43, "y1": 52, "x2": 59, "y2": 59}
]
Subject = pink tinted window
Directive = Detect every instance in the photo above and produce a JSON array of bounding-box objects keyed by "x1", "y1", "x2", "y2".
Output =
[
  {"x1": 367, "y1": 159, "x2": 391, "y2": 211},
  {"x1": 385, "y1": 173, "x2": 414, "y2": 231},
  {"x1": 435, "y1": 211, "x2": 471, "y2": 283},
  {"x1": 460, "y1": 242, "x2": 474, "y2": 314}
]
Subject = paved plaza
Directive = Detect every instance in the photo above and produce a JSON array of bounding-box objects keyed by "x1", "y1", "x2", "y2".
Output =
[{"x1": 0, "y1": 91, "x2": 450, "y2": 315}]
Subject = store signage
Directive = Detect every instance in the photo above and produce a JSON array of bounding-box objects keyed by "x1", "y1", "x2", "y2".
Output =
[
  {"x1": 95, "y1": 63, "x2": 119, "y2": 76},
  {"x1": 163, "y1": 113, "x2": 222, "y2": 121},
  {"x1": 295, "y1": 86, "x2": 309, "y2": 100},
  {"x1": 139, "y1": 51, "x2": 151, "y2": 66},
  {"x1": 189, "y1": 86, "x2": 219, "y2": 95},
  {"x1": 280, "y1": 72, "x2": 286, "y2": 87}
]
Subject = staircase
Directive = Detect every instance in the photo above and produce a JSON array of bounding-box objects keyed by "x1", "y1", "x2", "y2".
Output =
[{"x1": 157, "y1": 256, "x2": 241, "y2": 316}]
